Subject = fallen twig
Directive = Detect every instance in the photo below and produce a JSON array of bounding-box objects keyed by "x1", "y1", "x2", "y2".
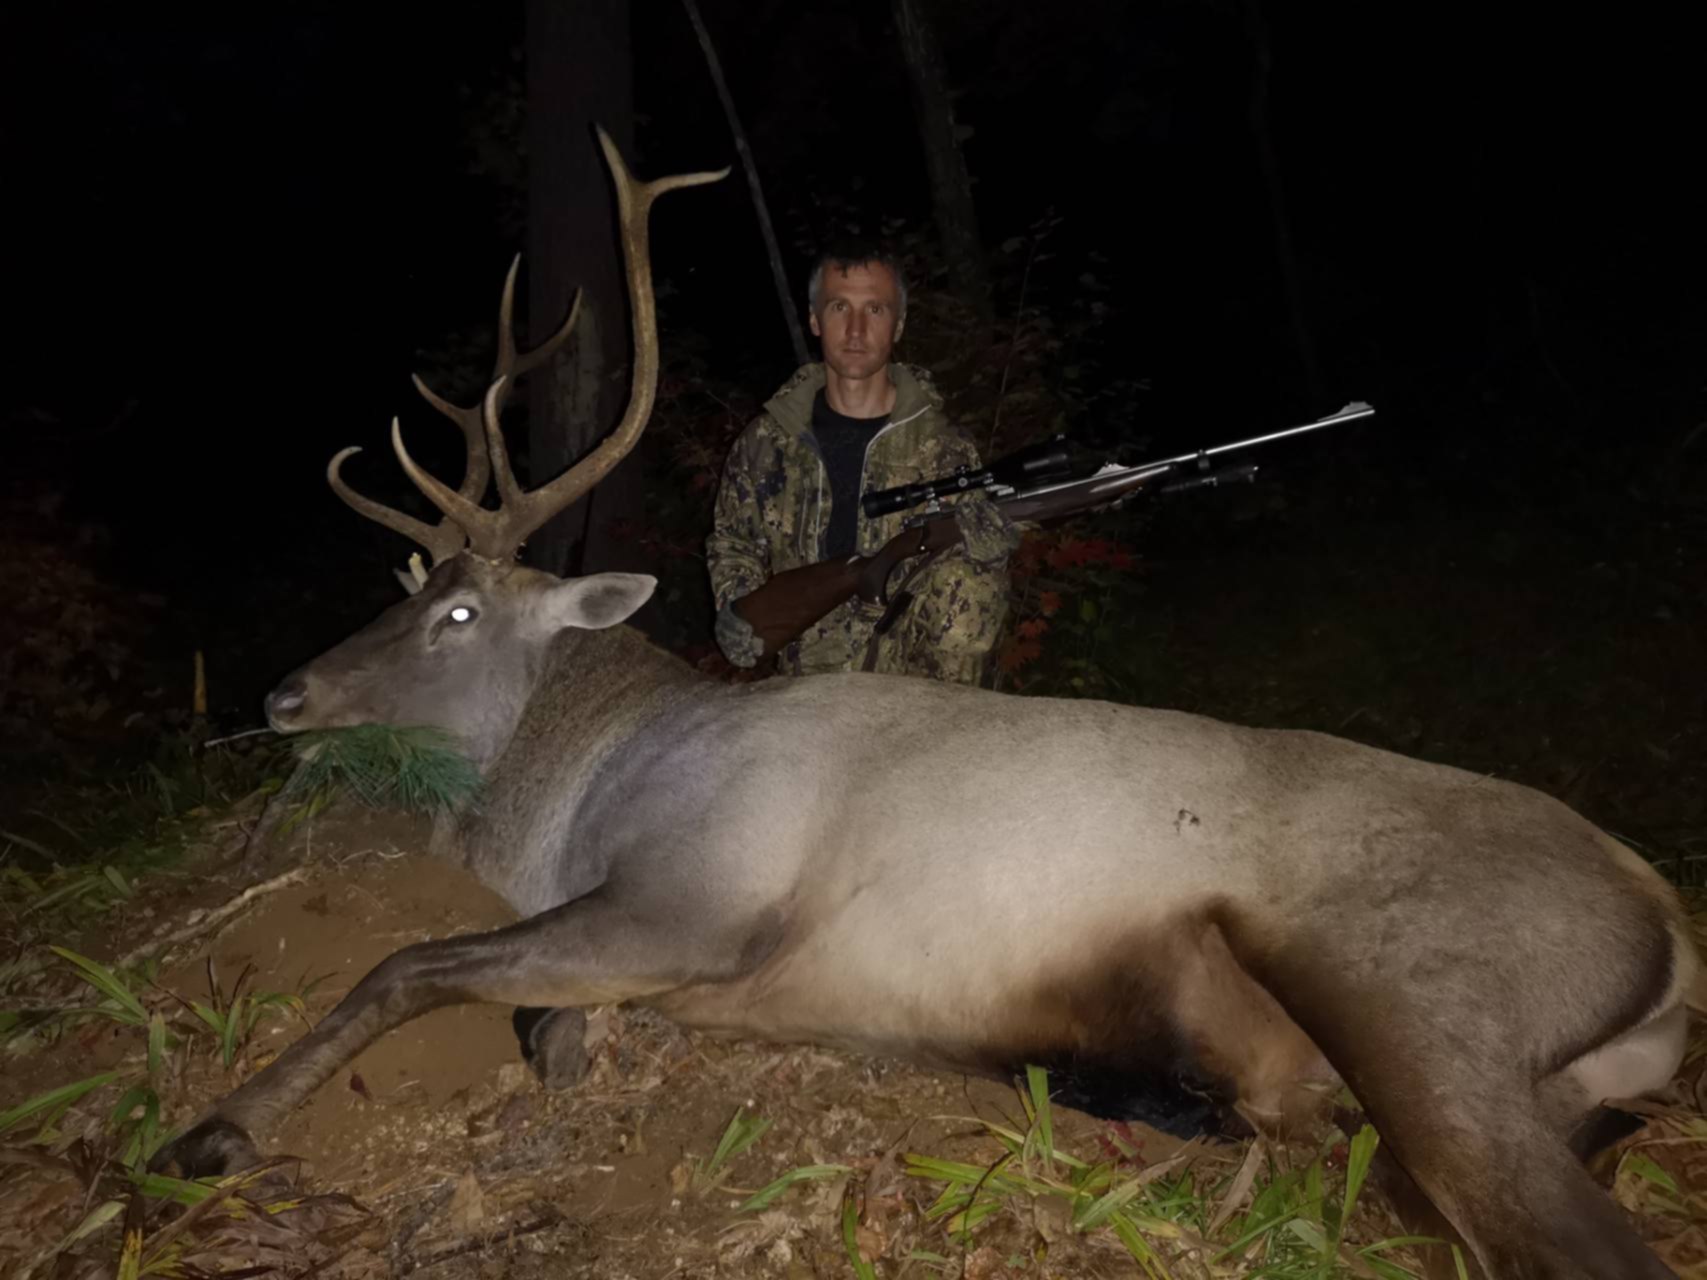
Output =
[
  {"x1": 114, "y1": 865, "x2": 311, "y2": 969},
  {"x1": 398, "y1": 1209, "x2": 564, "y2": 1274},
  {"x1": 202, "y1": 727, "x2": 276, "y2": 749}
]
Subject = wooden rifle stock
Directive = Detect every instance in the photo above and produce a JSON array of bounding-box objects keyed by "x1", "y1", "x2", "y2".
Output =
[
  {"x1": 730, "y1": 463, "x2": 1172, "y2": 660},
  {"x1": 733, "y1": 518, "x2": 961, "y2": 657}
]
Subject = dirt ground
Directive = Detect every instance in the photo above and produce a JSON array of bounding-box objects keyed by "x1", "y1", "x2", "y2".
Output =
[
  {"x1": 6, "y1": 804, "x2": 1251, "y2": 1280},
  {"x1": 5, "y1": 797, "x2": 1707, "y2": 1279}
]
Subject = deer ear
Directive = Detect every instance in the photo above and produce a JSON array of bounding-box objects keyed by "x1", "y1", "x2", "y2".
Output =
[{"x1": 542, "y1": 573, "x2": 657, "y2": 631}]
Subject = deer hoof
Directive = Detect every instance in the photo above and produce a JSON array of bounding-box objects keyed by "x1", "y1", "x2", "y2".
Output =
[
  {"x1": 155, "y1": 1117, "x2": 263, "y2": 1180},
  {"x1": 512, "y1": 1006, "x2": 589, "y2": 1091}
]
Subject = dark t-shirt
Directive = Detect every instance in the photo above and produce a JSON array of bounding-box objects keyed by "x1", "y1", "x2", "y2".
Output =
[{"x1": 811, "y1": 389, "x2": 888, "y2": 561}]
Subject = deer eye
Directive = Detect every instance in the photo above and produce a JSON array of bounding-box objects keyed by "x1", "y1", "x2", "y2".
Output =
[{"x1": 448, "y1": 605, "x2": 477, "y2": 624}]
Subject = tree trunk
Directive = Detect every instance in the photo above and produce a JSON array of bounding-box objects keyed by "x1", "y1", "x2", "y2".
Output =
[
  {"x1": 890, "y1": 0, "x2": 992, "y2": 332},
  {"x1": 681, "y1": 0, "x2": 808, "y2": 368},
  {"x1": 524, "y1": 0, "x2": 645, "y2": 585}
]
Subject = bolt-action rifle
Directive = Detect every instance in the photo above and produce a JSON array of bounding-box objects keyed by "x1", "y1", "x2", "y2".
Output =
[{"x1": 730, "y1": 401, "x2": 1375, "y2": 662}]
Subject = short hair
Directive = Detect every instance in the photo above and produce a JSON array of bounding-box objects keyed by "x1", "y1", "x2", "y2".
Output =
[{"x1": 807, "y1": 243, "x2": 908, "y2": 318}]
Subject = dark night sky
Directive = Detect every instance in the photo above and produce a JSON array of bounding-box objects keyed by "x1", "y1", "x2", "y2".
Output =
[{"x1": 2, "y1": 2, "x2": 1702, "y2": 719}]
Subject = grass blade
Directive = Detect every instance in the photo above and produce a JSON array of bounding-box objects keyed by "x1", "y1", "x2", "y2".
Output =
[
  {"x1": 1, "y1": 828, "x2": 57, "y2": 859},
  {"x1": 147, "y1": 1011, "x2": 168, "y2": 1076},
  {"x1": 840, "y1": 1183, "x2": 879, "y2": 1280},
  {"x1": 54, "y1": 1198, "x2": 125, "y2": 1251},
  {"x1": 1338, "y1": 1124, "x2": 1380, "y2": 1241},
  {"x1": 736, "y1": 1164, "x2": 852, "y2": 1213},
  {"x1": 1024, "y1": 1064, "x2": 1054, "y2": 1171},
  {"x1": 695, "y1": 1107, "x2": 772, "y2": 1192},
  {"x1": 103, "y1": 865, "x2": 134, "y2": 898},
  {"x1": 1074, "y1": 1175, "x2": 1146, "y2": 1230},
  {"x1": 0, "y1": 1071, "x2": 119, "y2": 1135},
  {"x1": 49, "y1": 946, "x2": 148, "y2": 1024}
]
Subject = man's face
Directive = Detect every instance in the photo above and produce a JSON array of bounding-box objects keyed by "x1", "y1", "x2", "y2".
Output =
[{"x1": 810, "y1": 262, "x2": 905, "y2": 382}]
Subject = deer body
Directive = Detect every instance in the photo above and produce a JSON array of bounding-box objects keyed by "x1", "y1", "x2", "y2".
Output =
[
  {"x1": 166, "y1": 135, "x2": 1693, "y2": 1279},
  {"x1": 451, "y1": 623, "x2": 1692, "y2": 1136}
]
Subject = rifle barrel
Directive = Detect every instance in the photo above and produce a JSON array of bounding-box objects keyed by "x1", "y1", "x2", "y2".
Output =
[
  {"x1": 1148, "y1": 401, "x2": 1374, "y2": 469},
  {"x1": 884, "y1": 401, "x2": 1376, "y2": 524}
]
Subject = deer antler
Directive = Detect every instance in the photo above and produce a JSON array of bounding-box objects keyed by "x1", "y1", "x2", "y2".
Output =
[
  {"x1": 347, "y1": 128, "x2": 727, "y2": 566},
  {"x1": 327, "y1": 256, "x2": 584, "y2": 566}
]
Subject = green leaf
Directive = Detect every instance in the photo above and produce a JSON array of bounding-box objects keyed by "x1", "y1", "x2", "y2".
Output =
[
  {"x1": 1024, "y1": 1065, "x2": 1054, "y2": 1170},
  {"x1": 55, "y1": 1198, "x2": 125, "y2": 1251},
  {"x1": 736, "y1": 1164, "x2": 852, "y2": 1213},
  {"x1": 125, "y1": 1170, "x2": 222, "y2": 1205},
  {"x1": 109, "y1": 1085, "x2": 158, "y2": 1130},
  {"x1": 0, "y1": 1071, "x2": 119, "y2": 1135},
  {"x1": 30, "y1": 874, "x2": 108, "y2": 913},
  {"x1": 1073, "y1": 1176, "x2": 1146, "y2": 1230},
  {"x1": 1339, "y1": 1125, "x2": 1380, "y2": 1239},
  {"x1": 1286, "y1": 1216, "x2": 1330, "y2": 1250},
  {"x1": 1, "y1": 828, "x2": 57, "y2": 860},
  {"x1": 1302, "y1": 1154, "x2": 1325, "y2": 1225},
  {"x1": 1107, "y1": 1210, "x2": 1159, "y2": 1269},
  {"x1": 222, "y1": 995, "x2": 243, "y2": 1067},
  {"x1": 1622, "y1": 1152, "x2": 1680, "y2": 1194},
  {"x1": 694, "y1": 1107, "x2": 771, "y2": 1191},
  {"x1": 49, "y1": 946, "x2": 148, "y2": 1024},
  {"x1": 841, "y1": 1185, "x2": 878, "y2": 1280},
  {"x1": 147, "y1": 1011, "x2": 168, "y2": 1076}
]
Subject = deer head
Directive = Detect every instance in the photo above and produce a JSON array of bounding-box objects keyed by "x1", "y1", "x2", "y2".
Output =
[{"x1": 265, "y1": 130, "x2": 726, "y2": 765}]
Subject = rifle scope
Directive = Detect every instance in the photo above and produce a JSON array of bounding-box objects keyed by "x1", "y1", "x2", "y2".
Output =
[{"x1": 861, "y1": 439, "x2": 1071, "y2": 519}]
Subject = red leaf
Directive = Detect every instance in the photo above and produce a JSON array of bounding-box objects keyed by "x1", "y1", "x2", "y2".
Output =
[
  {"x1": 998, "y1": 637, "x2": 1043, "y2": 673},
  {"x1": 1046, "y1": 537, "x2": 1094, "y2": 569},
  {"x1": 1017, "y1": 618, "x2": 1049, "y2": 640}
]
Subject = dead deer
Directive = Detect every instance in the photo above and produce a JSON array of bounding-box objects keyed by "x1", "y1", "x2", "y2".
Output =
[{"x1": 163, "y1": 130, "x2": 1692, "y2": 1280}]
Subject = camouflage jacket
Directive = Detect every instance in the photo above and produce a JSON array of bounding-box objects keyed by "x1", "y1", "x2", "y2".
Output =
[{"x1": 707, "y1": 362, "x2": 1015, "y2": 676}]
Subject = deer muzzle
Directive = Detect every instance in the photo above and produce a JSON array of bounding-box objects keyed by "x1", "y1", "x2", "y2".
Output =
[{"x1": 265, "y1": 678, "x2": 308, "y2": 732}]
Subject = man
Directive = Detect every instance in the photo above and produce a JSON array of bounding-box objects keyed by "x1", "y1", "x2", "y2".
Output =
[{"x1": 707, "y1": 246, "x2": 1015, "y2": 684}]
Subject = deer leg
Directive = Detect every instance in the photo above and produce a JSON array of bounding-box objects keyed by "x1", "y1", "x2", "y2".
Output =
[
  {"x1": 511, "y1": 1005, "x2": 590, "y2": 1089},
  {"x1": 157, "y1": 890, "x2": 773, "y2": 1178},
  {"x1": 1227, "y1": 906, "x2": 1684, "y2": 1280},
  {"x1": 1268, "y1": 989, "x2": 1681, "y2": 1280}
]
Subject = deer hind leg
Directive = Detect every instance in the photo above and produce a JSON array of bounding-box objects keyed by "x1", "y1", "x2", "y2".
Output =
[
  {"x1": 1342, "y1": 992, "x2": 1690, "y2": 1280},
  {"x1": 1250, "y1": 970, "x2": 1687, "y2": 1280},
  {"x1": 157, "y1": 890, "x2": 781, "y2": 1178}
]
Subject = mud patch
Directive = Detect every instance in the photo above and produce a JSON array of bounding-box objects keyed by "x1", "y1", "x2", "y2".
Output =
[{"x1": 160, "y1": 842, "x2": 521, "y2": 1189}]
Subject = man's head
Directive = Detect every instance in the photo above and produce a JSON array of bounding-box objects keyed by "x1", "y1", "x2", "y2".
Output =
[{"x1": 807, "y1": 245, "x2": 906, "y2": 382}]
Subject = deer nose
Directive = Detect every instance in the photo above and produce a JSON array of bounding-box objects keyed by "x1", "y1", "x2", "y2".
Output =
[{"x1": 265, "y1": 680, "x2": 307, "y2": 729}]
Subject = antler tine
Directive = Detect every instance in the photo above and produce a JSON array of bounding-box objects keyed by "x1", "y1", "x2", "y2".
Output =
[
  {"x1": 409, "y1": 372, "x2": 490, "y2": 503},
  {"x1": 497, "y1": 254, "x2": 584, "y2": 382},
  {"x1": 327, "y1": 446, "x2": 469, "y2": 566},
  {"x1": 332, "y1": 132, "x2": 724, "y2": 568},
  {"x1": 473, "y1": 128, "x2": 728, "y2": 558},
  {"x1": 405, "y1": 255, "x2": 583, "y2": 511},
  {"x1": 481, "y1": 376, "x2": 527, "y2": 513},
  {"x1": 386, "y1": 417, "x2": 495, "y2": 545},
  {"x1": 349, "y1": 253, "x2": 585, "y2": 568}
]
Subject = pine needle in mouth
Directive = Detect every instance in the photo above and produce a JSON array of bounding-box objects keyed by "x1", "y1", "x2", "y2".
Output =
[{"x1": 279, "y1": 724, "x2": 483, "y2": 819}]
